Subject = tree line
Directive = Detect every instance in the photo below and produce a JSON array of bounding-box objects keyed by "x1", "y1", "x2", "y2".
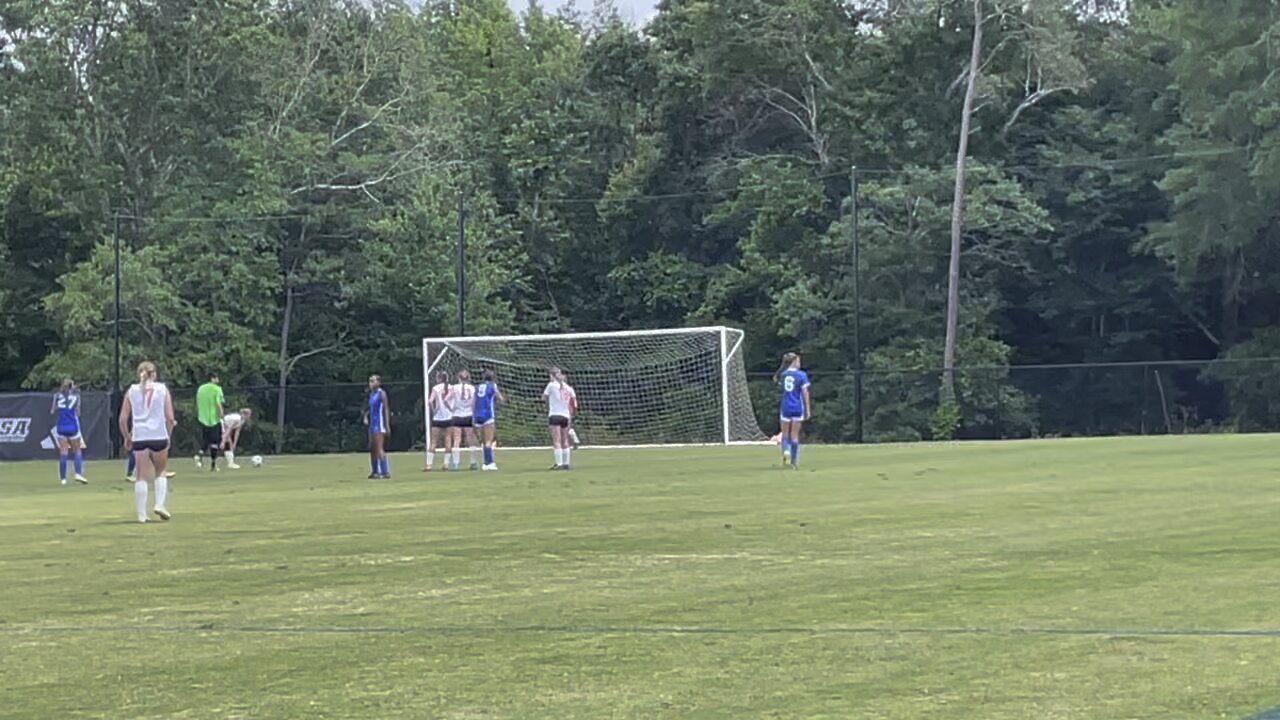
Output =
[{"x1": 3, "y1": 0, "x2": 1279, "y2": 447}]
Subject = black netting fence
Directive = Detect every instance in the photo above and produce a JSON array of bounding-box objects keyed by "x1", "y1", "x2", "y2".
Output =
[
  {"x1": 17, "y1": 358, "x2": 1277, "y2": 457},
  {"x1": 747, "y1": 358, "x2": 1280, "y2": 443}
]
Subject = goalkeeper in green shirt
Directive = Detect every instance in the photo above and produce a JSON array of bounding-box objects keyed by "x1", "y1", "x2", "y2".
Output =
[{"x1": 195, "y1": 374, "x2": 225, "y2": 471}]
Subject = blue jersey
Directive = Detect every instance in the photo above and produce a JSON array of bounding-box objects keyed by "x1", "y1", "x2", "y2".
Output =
[
  {"x1": 779, "y1": 369, "x2": 810, "y2": 418},
  {"x1": 368, "y1": 389, "x2": 388, "y2": 433},
  {"x1": 55, "y1": 392, "x2": 81, "y2": 435},
  {"x1": 474, "y1": 381, "x2": 498, "y2": 422}
]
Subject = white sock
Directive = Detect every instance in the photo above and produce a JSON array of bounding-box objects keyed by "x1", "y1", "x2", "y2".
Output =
[
  {"x1": 134, "y1": 480, "x2": 149, "y2": 519},
  {"x1": 562, "y1": 447, "x2": 571, "y2": 467},
  {"x1": 155, "y1": 476, "x2": 168, "y2": 509},
  {"x1": 425, "y1": 450, "x2": 434, "y2": 469},
  {"x1": 226, "y1": 451, "x2": 235, "y2": 465},
  {"x1": 469, "y1": 447, "x2": 478, "y2": 465},
  {"x1": 451, "y1": 448, "x2": 461, "y2": 468}
]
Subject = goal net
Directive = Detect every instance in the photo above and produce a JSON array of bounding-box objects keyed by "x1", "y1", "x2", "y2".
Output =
[{"x1": 422, "y1": 327, "x2": 766, "y2": 448}]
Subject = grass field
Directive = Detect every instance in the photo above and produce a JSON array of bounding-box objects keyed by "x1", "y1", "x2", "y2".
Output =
[{"x1": 2, "y1": 436, "x2": 1280, "y2": 719}]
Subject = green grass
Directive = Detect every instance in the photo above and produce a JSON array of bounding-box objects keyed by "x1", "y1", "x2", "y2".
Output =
[{"x1": 3, "y1": 436, "x2": 1280, "y2": 719}]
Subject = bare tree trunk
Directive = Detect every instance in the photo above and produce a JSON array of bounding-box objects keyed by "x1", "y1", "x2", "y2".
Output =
[
  {"x1": 943, "y1": 0, "x2": 983, "y2": 403},
  {"x1": 275, "y1": 281, "x2": 293, "y2": 455}
]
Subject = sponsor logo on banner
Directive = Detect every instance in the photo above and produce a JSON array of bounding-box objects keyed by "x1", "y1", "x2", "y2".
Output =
[{"x1": 0, "y1": 417, "x2": 32, "y2": 443}]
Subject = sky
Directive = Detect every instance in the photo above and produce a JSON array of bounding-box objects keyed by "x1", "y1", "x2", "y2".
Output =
[{"x1": 506, "y1": 0, "x2": 658, "y2": 24}]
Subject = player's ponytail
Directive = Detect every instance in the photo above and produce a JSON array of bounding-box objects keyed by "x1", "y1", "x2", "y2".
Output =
[
  {"x1": 136, "y1": 361, "x2": 156, "y2": 390},
  {"x1": 774, "y1": 353, "x2": 798, "y2": 383},
  {"x1": 60, "y1": 378, "x2": 74, "y2": 394}
]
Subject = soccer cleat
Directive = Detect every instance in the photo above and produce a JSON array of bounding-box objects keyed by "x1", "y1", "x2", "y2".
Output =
[
  {"x1": 60, "y1": 479, "x2": 68, "y2": 486},
  {"x1": 125, "y1": 475, "x2": 136, "y2": 483},
  {"x1": 368, "y1": 472, "x2": 379, "y2": 479},
  {"x1": 228, "y1": 463, "x2": 242, "y2": 470},
  {"x1": 74, "y1": 474, "x2": 88, "y2": 485},
  {"x1": 153, "y1": 507, "x2": 171, "y2": 521},
  {"x1": 164, "y1": 471, "x2": 176, "y2": 478},
  {"x1": 469, "y1": 462, "x2": 479, "y2": 471},
  {"x1": 137, "y1": 515, "x2": 148, "y2": 524},
  {"x1": 482, "y1": 464, "x2": 498, "y2": 471},
  {"x1": 548, "y1": 464, "x2": 562, "y2": 471},
  {"x1": 194, "y1": 455, "x2": 202, "y2": 468}
]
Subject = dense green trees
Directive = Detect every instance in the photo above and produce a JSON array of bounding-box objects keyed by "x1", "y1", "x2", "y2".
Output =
[{"x1": 3, "y1": 0, "x2": 1280, "y2": 447}]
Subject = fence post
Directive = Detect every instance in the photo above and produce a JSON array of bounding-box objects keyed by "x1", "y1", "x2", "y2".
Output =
[
  {"x1": 849, "y1": 165, "x2": 864, "y2": 443},
  {"x1": 1141, "y1": 364, "x2": 1150, "y2": 435},
  {"x1": 994, "y1": 367, "x2": 1004, "y2": 439}
]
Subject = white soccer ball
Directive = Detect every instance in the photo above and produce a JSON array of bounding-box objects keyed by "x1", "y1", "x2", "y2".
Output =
[{"x1": 251, "y1": 455, "x2": 264, "y2": 468}]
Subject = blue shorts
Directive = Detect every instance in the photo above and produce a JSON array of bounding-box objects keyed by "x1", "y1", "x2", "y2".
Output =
[
  {"x1": 779, "y1": 411, "x2": 805, "y2": 422},
  {"x1": 473, "y1": 416, "x2": 494, "y2": 427}
]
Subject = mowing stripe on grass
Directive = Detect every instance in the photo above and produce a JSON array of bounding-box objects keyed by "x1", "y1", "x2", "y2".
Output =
[{"x1": 8, "y1": 624, "x2": 1280, "y2": 638}]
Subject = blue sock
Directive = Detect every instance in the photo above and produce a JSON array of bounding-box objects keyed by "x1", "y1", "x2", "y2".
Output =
[
  {"x1": 74, "y1": 451, "x2": 84, "y2": 476},
  {"x1": 791, "y1": 441, "x2": 800, "y2": 466},
  {"x1": 380, "y1": 457, "x2": 390, "y2": 476},
  {"x1": 371, "y1": 457, "x2": 379, "y2": 474},
  {"x1": 781, "y1": 437, "x2": 792, "y2": 457},
  {"x1": 126, "y1": 453, "x2": 136, "y2": 475},
  {"x1": 59, "y1": 453, "x2": 68, "y2": 480},
  {"x1": 483, "y1": 446, "x2": 493, "y2": 465}
]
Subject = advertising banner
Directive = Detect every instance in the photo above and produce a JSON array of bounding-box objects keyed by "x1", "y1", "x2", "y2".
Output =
[{"x1": 0, "y1": 392, "x2": 111, "y2": 461}]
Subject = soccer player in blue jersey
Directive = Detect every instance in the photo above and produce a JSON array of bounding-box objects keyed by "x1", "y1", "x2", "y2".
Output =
[
  {"x1": 363, "y1": 375, "x2": 391, "y2": 479},
  {"x1": 775, "y1": 352, "x2": 811, "y2": 469},
  {"x1": 473, "y1": 369, "x2": 506, "y2": 471},
  {"x1": 51, "y1": 379, "x2": 88, "y2": 485}
]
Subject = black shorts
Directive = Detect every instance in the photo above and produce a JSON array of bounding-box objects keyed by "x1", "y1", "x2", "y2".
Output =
[
  {"x1": 430, "y1": 419, "x2": 453, "y2": 429},
  {"x1": 201, "y1": 423, "x2": 223, "y2": 448},
  {"x1": 548, "y1": 415, "x2": 570, "y2": 428},
  {"x1": 451, "y1": 417, "x2": 474, "y2": 428},
  {"x1": 133, "y1": 439, "x2": 170, "y2": 453}
]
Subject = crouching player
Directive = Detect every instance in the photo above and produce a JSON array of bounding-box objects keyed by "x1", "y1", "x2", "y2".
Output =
[{"x1": 220, "y1": 408, "x2": 252, "y2": 469}]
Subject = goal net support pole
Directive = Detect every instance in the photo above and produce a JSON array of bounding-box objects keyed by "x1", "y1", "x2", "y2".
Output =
[{"x1": 420, "y1": 326, "x2": 766, "y2": 450}]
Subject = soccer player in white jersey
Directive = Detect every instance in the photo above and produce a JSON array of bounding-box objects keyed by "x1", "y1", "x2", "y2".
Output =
[
  {"x1": 543, "y1": 367, "x2": 576, "y2": 470},
  {"x1": 220, "y1": 408, "x2": 252, "y2": 469},
  {"x1": 424, "y1": 370, "x2": 453, "y2": 472},
  {"x1": 118, "y1": 361, "x2": 176, "y2": 523},
  {"x1": 447, "y1": 370, "x2": 478, "y2": 471}
]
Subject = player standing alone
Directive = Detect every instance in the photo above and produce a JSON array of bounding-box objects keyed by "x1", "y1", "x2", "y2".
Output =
[
  {"x1": 543, "y1": 367, "x2": 576, "y2": 470},
  {"x1": 195, "y1": 374, "x2": 224, "y2": 472},
  {"x1": 473, "y1": 369, "x2": 505, "y2": 471},
  {"x1": 364, "y1": 375, "x2": 391, "y2": 479},
  {"x1": 51, "y1": 378, "x2": 88, "y2": 485},
  {"x1": 776, "y1": 352, "x2": 811, "y2": 469},
  {"x1": 118, "y1": 361, "x2": 175, "y2": 523},
  {"x1": 424, "y1": 370, "x2": 453, "y2": 472}
]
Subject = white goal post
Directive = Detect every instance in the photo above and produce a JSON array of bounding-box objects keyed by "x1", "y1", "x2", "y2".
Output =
[{"x1": 421, "y1": 327, "x2": 766, "y2": 449}]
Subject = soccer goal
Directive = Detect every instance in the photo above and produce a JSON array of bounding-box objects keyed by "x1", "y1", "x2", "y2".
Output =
[{"x1": 422, "y1": 327, "x2": 767, "y2": 448}]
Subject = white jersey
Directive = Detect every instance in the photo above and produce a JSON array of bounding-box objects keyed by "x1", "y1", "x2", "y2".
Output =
[
  {"x1": 449, "y1": 383, "x2": 475, "y2": 418},
  {"x1": 128, "y1": 382, "x2": 171, "y2": 442},
  {"x1": 222, "y1": 413, "x2": 244, "y2": 432},
  {"x1": 429, "y1": 383, "x2": 453, "y2": 421},
  {"x1": 544, "y1": 381, "x2": 576, "y2": 418}
]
